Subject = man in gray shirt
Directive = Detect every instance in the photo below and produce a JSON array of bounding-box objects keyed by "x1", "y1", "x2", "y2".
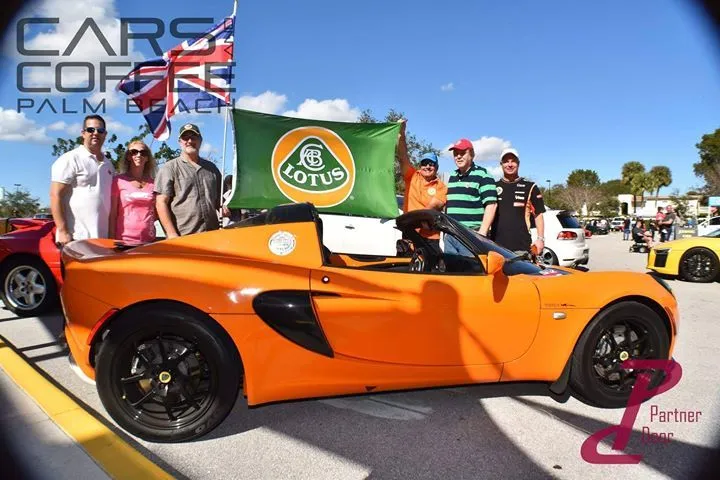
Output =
[{"x1": 155, "y1": 123, "x2": 222, "y2": 237}]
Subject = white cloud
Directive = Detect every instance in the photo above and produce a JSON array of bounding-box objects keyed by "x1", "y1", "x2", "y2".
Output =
[
  {"x1": 6, "y1": 0, "x2": 143, "y2": 99},
  {"x1": 104, "y1": 116, "x2": 133, "y2": 134},
  {"x1": 47, "y1": 120, "x2": 68, "y2": 131},
  {"x1": 282, "y1": 98, "x2": 361, "y2": 122},
  {"x1": 486, "y1": 165, "x2": 504, "y2": 179},
  {"x1": 0, "y1": 108, "x2": 51, "y2": 143},
  {"x1": 235, "y1": 91, "x2": 287, "y2": 114},
  {"x1": 443, "y1": 136, "x2": 512, "y2": 162},
  {"x1": 200, "y1": 142, "x2": 217, "y2": 155},
  {"x1": 440, "y1": 82, "x2": 454, "y2": 92}
]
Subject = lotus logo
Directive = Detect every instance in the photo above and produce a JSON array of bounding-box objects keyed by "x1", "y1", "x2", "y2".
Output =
[{"x1": 272, "y1": 126, "x2": 356, "y2": 207}]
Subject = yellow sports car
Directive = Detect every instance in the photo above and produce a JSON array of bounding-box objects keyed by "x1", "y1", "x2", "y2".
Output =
[{"x1": 647, "y1": 228, "x2": 720, "y2": 282}]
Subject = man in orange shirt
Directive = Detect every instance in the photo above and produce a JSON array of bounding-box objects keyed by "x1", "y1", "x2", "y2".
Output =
[{"x1": 397, "y1": 122, "x2": 448, "y2": 247}]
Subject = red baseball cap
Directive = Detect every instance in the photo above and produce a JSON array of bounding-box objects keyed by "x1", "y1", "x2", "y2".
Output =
[{"x1": 449, "y1": 138, "x2": 473, "y2": 151}]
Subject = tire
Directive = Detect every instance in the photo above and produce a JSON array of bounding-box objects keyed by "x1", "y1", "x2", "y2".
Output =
[
  {"x1": 638, "y1": 246, "x2": 647, "y2": 254},
  {"x1": 0, "y1": 256, "x2": 58, "y2": 317},
  {"x1": 679, "y1": 248, "x2": 719, "y2": 283},
  {"x1": 569, "y1": 301, "x2": 670, "y2": 408},
  {"x1": 539, "y1": 248, "x2": 558, "y2": 266},
  {"x1": 95, "y1": 303, "x2": 242, "y2": 442}
]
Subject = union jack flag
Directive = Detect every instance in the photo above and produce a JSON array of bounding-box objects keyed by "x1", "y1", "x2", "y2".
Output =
[{"x1": 117, "y1": 15, "x2": 235, "y2": 140}]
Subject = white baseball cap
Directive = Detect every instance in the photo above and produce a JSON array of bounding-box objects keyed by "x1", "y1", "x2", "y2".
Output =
[{"x1": 500, "y1": 148, "x2": 519, "y2": 161}]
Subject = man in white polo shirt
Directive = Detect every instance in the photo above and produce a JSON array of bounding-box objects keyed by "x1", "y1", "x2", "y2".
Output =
[{"x1": 50, "y1": 115, "x2": 115, "y2": 245}]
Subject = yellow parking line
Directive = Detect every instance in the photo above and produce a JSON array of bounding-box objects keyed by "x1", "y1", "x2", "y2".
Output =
[{"x1": 0, "y1": 336, "x2": 173, "y2": 480}]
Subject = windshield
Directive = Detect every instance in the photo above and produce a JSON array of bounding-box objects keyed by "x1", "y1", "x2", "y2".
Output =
[
  {"x1": 558, "y1": 213, "x2": 582, "y2": 229},
  {"x1": 442, "y1": 215, "x2": 518, "y2": 260},
  {"x1": 703, "y1": 228, "x2": 720, "y2": 238}
]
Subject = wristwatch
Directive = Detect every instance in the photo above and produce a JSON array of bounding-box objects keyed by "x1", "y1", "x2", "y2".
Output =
[{"x1": 537, "y1": 236, "x2": 545, "y2": 241}]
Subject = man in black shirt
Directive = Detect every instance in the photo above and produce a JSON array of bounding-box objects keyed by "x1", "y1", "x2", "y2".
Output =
[{"x1": 490, "y1": 148, "x2": 546, "y2": 255}]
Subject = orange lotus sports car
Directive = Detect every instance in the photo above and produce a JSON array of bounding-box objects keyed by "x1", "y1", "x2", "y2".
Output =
[{"x1": 60, "y1": 203, "x2": 678, "y2": 442}]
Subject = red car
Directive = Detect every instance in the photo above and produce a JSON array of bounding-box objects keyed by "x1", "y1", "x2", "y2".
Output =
[{"x1": 0, "y1": 219, "x2": 62, "y2": 317}]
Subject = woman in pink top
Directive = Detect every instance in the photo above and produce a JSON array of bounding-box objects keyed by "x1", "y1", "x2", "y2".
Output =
[{"x1": 109, "y1": 141, "x2": 158, "y2": 244}]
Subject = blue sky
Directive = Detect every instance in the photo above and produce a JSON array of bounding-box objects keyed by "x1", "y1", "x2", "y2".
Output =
[{"x1": 1, "y1": 0, "x2": 719, "y2": 206}]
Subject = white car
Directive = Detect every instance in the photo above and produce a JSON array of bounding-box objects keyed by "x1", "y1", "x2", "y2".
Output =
[
  {"x1": 531, "y1": 209, "x2": 589, "y2": 267},
  {"x1": 697, "y1": 216, "x2": 720, "y2": 237},
  {"x1": 609, "y1": 216, "x2": 625, "y2": 231}
]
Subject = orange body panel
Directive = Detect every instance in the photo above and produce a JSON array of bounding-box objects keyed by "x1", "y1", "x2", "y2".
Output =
[
  {"x1": 61, "y1": 210, "x2": 679, "y2": 407},
  {"x1": 309, "y1": 268, "x2": 540, "y2": 366}
]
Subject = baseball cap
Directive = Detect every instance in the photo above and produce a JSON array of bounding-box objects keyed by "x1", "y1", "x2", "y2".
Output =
[
  {"x1": 419, "y1": 152, "x2": 439, "y2": 165},
  {"x1": 500, "y1": 148, "x2": 519, "y2": 161},
  {"x1": 449, "y1": 138, "x2": 474, "y2": 151},
  {"x1": 178, "y1": 123, "x2": 201, "y2": 138}
]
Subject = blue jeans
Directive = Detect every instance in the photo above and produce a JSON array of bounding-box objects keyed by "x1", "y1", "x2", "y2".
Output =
[
  {"x1": 623, "y1": 228, "x2": 630, "y2": 240},
  {"x1": 443, "y1": 234, "x2": 473, "y2": 257}
]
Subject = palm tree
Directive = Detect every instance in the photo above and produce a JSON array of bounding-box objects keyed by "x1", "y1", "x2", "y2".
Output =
[
  {"x1": 649, "y1": 165, "x2": 672, "y2": 200},
  {"x1": 621, "y1": 161, "x2": 646, "y2": 213}
]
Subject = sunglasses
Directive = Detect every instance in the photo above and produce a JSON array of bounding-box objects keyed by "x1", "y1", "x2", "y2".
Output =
[
  {"x1": 419, "y1": 160, "x2": 437, "y2": 167},
  {"x1": 84, "y1": 127, "x2": 107, "y2": 134},
  {"x1": 129, "y1": 148, "x2": 149, "y2": 157}
]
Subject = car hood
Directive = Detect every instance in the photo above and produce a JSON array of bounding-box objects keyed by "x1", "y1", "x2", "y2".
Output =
[
  {"x1": 652, "y1": 236, "x2": 717, "y2": 251},
  {"x1": 530, "y1": 269, "x2": 674, "y2": 310}
]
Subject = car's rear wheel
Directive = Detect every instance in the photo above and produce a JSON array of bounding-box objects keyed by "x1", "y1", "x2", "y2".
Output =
[
  {"x1": 0, "y1": 256, "x2": 58, "y2": 317},
  {"x1": 539, "y1": 248, "x2": 558, "y2": 266},
  {"x1": 569, "y1": 301, "x2": 669, "y2": 408},
  {"x1": 95, "y1": 304, "x2": 242, "y2": 442},
  {"x1": 679, "y1": 248, "x2": 719, "y2": 283}
]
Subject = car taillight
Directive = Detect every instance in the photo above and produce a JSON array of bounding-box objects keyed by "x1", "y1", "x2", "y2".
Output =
[{"x1": 557, "y1": 231, "x2": 578, "y2": 240}]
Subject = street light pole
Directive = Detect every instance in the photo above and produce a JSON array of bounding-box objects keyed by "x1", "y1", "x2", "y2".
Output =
[
  {"x1": 13, "y1": 183, "x2": 21, "y2": 193},
  {"x1": 546, "y1": 180, "x2": 551, "y2": 191}
]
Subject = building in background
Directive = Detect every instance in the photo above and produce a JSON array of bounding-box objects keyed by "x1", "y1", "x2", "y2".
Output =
[{"x1": 617, "y1": 194, "x2": 709, "y2": 218}]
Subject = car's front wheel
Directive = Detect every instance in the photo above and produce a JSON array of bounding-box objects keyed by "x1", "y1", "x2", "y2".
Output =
[
  {"x1": 0, "y1": 256, "x2": 58, "y2": 317},
  {"x1": 95, "y1": 304, "x2": 242, "y2": 442},
  {"x1": 679, "y1": 247, "x2": 719, "y2": 283},
  {"x1": 569, "y1": 301, "x2": 670, "y2": 408}
]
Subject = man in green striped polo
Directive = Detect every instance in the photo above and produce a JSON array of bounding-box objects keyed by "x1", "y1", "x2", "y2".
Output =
[{"x1": 444, "y1": 138, "x2": 498, "y2": 255}]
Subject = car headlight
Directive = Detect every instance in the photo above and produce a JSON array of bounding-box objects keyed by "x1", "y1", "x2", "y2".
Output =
[{"x1": 647, "y1": 272, "x2": 673, "y2": 296}]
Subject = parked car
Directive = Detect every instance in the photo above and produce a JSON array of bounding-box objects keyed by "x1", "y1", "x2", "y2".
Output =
[
  {"x1": 585, "y1": 221, "x2": 609, "y2": 235},
  {"x1": 647, "y1": 227, "x2": 720, "y2": 282},
  {"x1": 609, "y1": 217, "x2": 625, "y2": 231},
  {"x1": 0, "y1": 219, "x2": 166, "y2": 317},
  {"x1": 697, "y1": 216, "x2": 720, "y2": 237},
  {"x1": 59, "y1": 203, "x2": 677, "y2": 442},
  {"x1": 0, "y1": 220, "x2": 62, "y2": 316},
  {"x1": 531, "y1": 210, "x2": 589, "y2": 267}
]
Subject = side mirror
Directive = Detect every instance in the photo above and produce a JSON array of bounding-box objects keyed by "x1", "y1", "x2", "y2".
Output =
[{"x1": 487, "y1": 251, "x2": 506, "y2": 275}]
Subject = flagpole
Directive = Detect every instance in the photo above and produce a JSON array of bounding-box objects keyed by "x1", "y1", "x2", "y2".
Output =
[{"x1": 219, "y1": 0, "x2": 238, "y2": 224}]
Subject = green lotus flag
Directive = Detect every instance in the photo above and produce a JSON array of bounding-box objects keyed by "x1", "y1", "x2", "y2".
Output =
[{"x1": 228, "y1": 108, "x2": 401, "y2": 218}]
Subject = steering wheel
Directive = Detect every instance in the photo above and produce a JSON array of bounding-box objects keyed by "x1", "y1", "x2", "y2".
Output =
[{"x1": 410, "y1": 248, "x2": 426, "y2": 272}]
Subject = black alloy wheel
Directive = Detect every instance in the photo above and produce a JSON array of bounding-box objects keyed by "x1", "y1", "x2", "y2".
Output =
[
  {"x1": 569, "y1": 301, "x2": 669, "y2": 408},
  {"x1": 95, "y1": 304, "x2": 242, "y2": 442},
  {"x1": 679, "y1": 248, "x2": 719, "y2": 283}
]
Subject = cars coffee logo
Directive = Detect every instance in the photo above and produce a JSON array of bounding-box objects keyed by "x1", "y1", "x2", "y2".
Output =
[{"x1": 272, "y1": 127, "x2": 356, "y2": 207}]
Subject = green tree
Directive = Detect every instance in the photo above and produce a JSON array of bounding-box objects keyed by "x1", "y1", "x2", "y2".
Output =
[
  {"x1": 359, "y1": 109, "x2": 439, "y2": 193},
  {"x1": 621, "y1": 161, "x2": 648, "y2": 213},
  {"x1": 599, "y1": 179, "x2": 631, "y2": 197},
  {"x1": 648, "y1": 165, "x2": 672, "y2": 198},
  {"x1": 0, "y1": 189, "x2": 41, "y2": 217},
  {"x1": 694, "y1": 128, "x2": 720, "y2": 194},
  {"x1": 566, "y1": 169, "x2": 600, "y2": 188}
]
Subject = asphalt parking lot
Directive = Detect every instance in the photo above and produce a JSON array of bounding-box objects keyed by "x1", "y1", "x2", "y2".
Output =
[{"x1": 1, "y1": 232, "x2": 718, "y2": 479}]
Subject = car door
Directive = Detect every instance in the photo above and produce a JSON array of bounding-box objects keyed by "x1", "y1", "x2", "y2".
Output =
[{"x1": 309, "y1": 262, "x2": 541, "y2": 367}]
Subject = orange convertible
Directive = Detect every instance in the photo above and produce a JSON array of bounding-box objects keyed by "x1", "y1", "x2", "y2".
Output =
[{"x1": 60, "y1": 203, "x2": 678, "y2": 442}]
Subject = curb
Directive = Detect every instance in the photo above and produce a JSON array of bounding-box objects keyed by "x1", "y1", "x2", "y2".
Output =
[{"x1": 0, "y1": 335, "x2": 174, "y2": 480}]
